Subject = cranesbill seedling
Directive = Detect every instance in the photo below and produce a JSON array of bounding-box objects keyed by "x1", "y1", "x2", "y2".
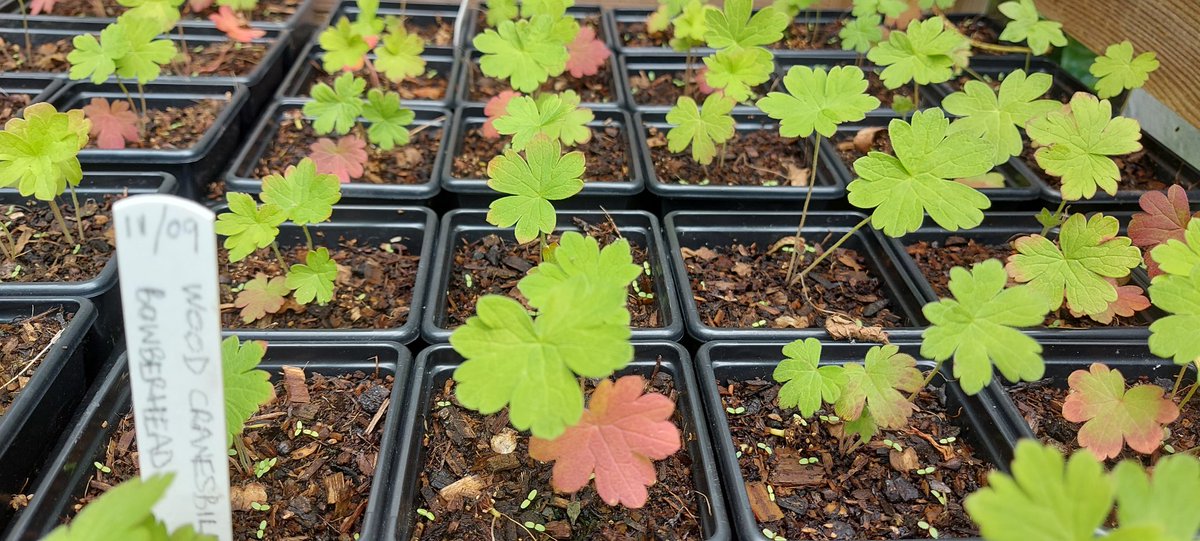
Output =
[
  {"x1": 666, "y1": 93, "x2": 736, "y2": 166},
  {"x1": 866, "y1": 17, "x2": 969, "y2": 112},
  {"x1": 1090, "y1": 40, "x2": 1160, "y2": 110},
  {"x1": 491, "y1": 90, "x2": 594, "y2": 150},
  {"x1": 485, "y1": 136, "x2": 584, "y2": 246},
  {"x1": 220, "y1": 336, "x2": 274, "y2": 448},
  {"x1": 838, "y1": 14, "x2": 883, "y2": 56},
  {"x1": 997, "y1": 0, "x2": 1066, "y2": 57},
  {"x1": 1147, "y1": 219, "x2": 1200, "y2": 365},
  {"x1": 941, "y1": 69, "x2": 1060, "y2": 166},
  {"x1": 851, "y1": 0, "x2": 907, "y2": 19},
  {"x1": 1026, "y1": 92, "x2": 1143, "y2": 202},
  {"x1": 1062, "y1": 363, "x2": 1180, "y2": 460},
  {"x1": 302, "y1": 72, "x2": 416, "y2": 181},
  {"x1": 474, "y1": 0, "x2": 607, "y2": 93}
]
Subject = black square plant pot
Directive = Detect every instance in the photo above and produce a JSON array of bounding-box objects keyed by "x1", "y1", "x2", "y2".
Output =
[
  {"x1": 275, "y1": 38, "x2": 458, "y2": 109},
  {"x1": 881, "y1": 211, "x2": 1158, "y2": 342},
  {"x1": 322, "y1": 0, "x2": 463, "y2": 57},
  {"x1": 0, "y1": 19, "x2": 288, "y2": 122},
  {"x1": 0, "y1": 298, "x2": 96, "y2": 531},
  {"x1": 2, "y1": 341, "x2": 412, "y2": 541},
  {"x1": 665, "y1": 211, "x2": 927, "y2": 342},
  {"x1": 634, "y1": 110, "x2": 847, "y2": 212},
  {"x1": 987, "y1": 341, "x2": 1197, "y2": 452},
  {"x1": 50, "y1": 80, "x2": 248, "y2": 201},
  {"x1": 213, "y1": 205, "x2": 437, "y2": 345},
  {"x1": 0, "y1": 172, "x2": 177, "y2": 367},
  {"x1": 0, "y1": 74, "x2": 60, "y2": 121},
  {"x1": 421, "y1": 209, "x2": 685, "y2": 343},
  {"x1": 441, "y1": 107, "x2": 645, "y2": 209},
  {"x1": 694, "y1": 340, "x2": 1022, "y2": 541},
  {"x1": 382, "y1": 342, "x2": 731, "y2": 541},
  {"x1": 824, "y1": 119, "x2": 1048, "y2": 210},
  {"x1": 455, "y1": 48, "x2": 626, "y2": 110},
  {"x1": 223, "y1": 99, "x2": 449, "y2": 205},
  {"x1": 0, "y1": 0, "x2": 318, "y2": 57}
]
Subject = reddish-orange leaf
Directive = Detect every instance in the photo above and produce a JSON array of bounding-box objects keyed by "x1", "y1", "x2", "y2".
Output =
[
  {"x1": 189, "y1": 0, "x2": 213, "y2": 11},
  {"x1": 234, "y1": 273, "x2": 289, "y2": 323},
  {"x1": 1062, "y1": 363, "x2": 1180, "y2": 460},
  {"x1": 565, "y1": 26, "x2": 611, "y2": 78},
  {"x1": 1067, "y1": 278, "x2": 1150, "y2": 324},
  {"x1": 82, "y1": 97, "x2": 139, "y2": 150},
  {"x1": 309, "y1": 135, "x2": 368, "y2": 183},
  {"x1": 482, "y1": 90, "x2": 519, "y2": 139},
  {"x1": 210, "y1": 6, "x2": 266, "y2": 43},
  {"x1": 695, "y1": 66, "x2": 715, "y2": 95},
  {"x1": 528, "y1": 375, "x2": 681, "y2": 508},
  {"x1": 1129, "y1": 185, "x2": 1198, "y2": 277},
  {"x1": 29, "y1": 0, "x2": 57, "y2": 15}
]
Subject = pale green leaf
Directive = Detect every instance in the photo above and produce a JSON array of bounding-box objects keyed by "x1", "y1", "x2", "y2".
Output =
[
  {"x1": 286, "y1": 247, "x2": 338, "y2": 305},
  {"x1": 1026, "y1": 93, "x2": 1143, "y2": 200},
  {"x1": 666, "y1": 93, "x2": 736, "y2": 165},
  {"x1": 220, "y1": 336, "x2": 273, "y2": 447},
  {"x1": 703, "y1": 0, "x2": 789, "y2": 50},
  {"x1": 998, "y1": 0, "x2": 1066, "y2": 55},
  {"x1": 474, "y1": 18, "x2": 569, "y2": 93},
  {"x1": 942, "y1": 69, "x2": 1061, "y2": 165},
  {"x1": 835, "y1": 345, "x2": 923, "y2": 430},
  {"x1": 1090, "y1": 41, "x2": 1160, "y2": 99},
  {"x1": 213, "y1": 193, "x2": 286, "y2": 262},
  {"x1": 303, "y1": 72, "x2": 365, "y2": 136},
  {"x1": 701, "y1": 46, "x2": 774, "y2": 102},
  {"x1": 866, "y1": 17, "x2": 967, "y2": 88},
  {"x1": 773, "y1": 338, "x2": 847, "y2": 417},
  {"x1": 259, "y1": 158, "x2": 342, "y2": 226},
  {"x1": 838, "y1": 14, "x2": 883, "y2": 54},
  {"x1": 756, "y1": 64, "x2": 881, "y2": 138},
  {"x1": 518, "y1": 231, "x2": 640, "y2": 314},
  {"x1": 361, "y1": 89, "x2": 414, "y2": 149},
  {"x1": 492, "y1": 91, "x2": 593, "y2": 150},
  {"x1": 485, "y1": 136, "x2": 584, "y2": 243},
  {"x1": 0, "y1": 104, "x2": 89, "y2": 201}
]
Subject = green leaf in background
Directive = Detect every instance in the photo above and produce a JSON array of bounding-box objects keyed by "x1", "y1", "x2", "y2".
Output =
[
  {"x1": 213, "y1": 193, "x2": 286, "y2": 263},
  {"x1": 361, "y1": 89, "x2": 414, "y2": 149},
  {"x1": 997, "y1": 0, "x2": 1066, "y2": 55},
  {"x1": 259, "y1": 158, "x2": 342, "y2": 226},
  {"x1": 701, "y1": 46, "x2": 774, "y2": 102},
  {"x1": 220, "y1": 336, "x2": 273, "y2": 447},
  {"x1": 942, "y1": 70, "x2": 1061, "y2": 165},
  {"x1": 666, "y1": 93, "x2": 736, "y2": 165},
  {"x1": 1025, "y1": 92, "x2": 1142, "y2": 200},
  {"x1": 304, "y1": 72, "x2": 366, "y2": 136},
  {"x1": 1090, "y1": 41, "x2": 1160, "y2": 99},
  {"x1": 756, "y1": 64, "x2": 881, "y2": 138},
  {"x1": 485, "y1": 136, "x2": 584, "y2": 243},
  {"x1": 867, "y1": 17, "x2": 965, "y2": 88}
]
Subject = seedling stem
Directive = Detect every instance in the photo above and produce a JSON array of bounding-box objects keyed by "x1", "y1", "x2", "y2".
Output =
[
  {"x1": 785, "y1": 135, "x2": 824, "y2": 283},
  {"x1": 792, "y1": 215, "x2": 871, "y2": 283},
  {"x1": 48, "y1": 200, "x2": 75, "y2": 245}
]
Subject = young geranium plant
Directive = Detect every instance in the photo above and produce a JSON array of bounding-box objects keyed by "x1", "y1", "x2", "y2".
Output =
[
  {"x1": 665, "y1": 93, "x2": 736, "y2": 166},
  {"x1": 851, "y1": 0, "x2": 907, "y2": 19},
  {"x1": 1146, "y1": 219, "x2": 1200, "y2": 366},
  {"x1": 68, "y1": 15, "x2": 178, "y2": 150},
  {"x1": 941, "y1": 69, "x2": 1060, "y2": 166},
  {"x1": 318, "y1": 2, "x2": 428, "y2": 90},
  {"x1": 302, "y1": 73, "x2": 416, "y2": 182},
  {"x1": 1062, "y1": 363, "x2": 1180, "y2": 460},
  {"x1": 491, "y1": 90, "x2": 594, "y2": 150},
  {"x1": 774, "y1": 339, "x2": 924, "y2": 445},
  {"x1": 1090, "y1": 41, "x2": 1160, "y2": 110},
  {"x1": 484, "y1": 136, "x2": 584, "y2": 246},
  {"x1": 699, "y1": 0, "x2": 787, "y2": 103},
  {"x1": 997, "y1": 0, "x2": 1066, "y2": 57},
  {"x1": 756, "y1": 64, "x2": 880, "y2": 281},
  {"x1": 474, "y1": 0, "x2": 610, "y2": 93},
  {"x1": 0, "y1": 103, "x2": 91, "y2": 254},
  {"x1": 838, "y1": 14, "x2": 883, "y2": 56},
  {"x1": 866, "y1": 17, "x2": 969, "y2": 113},
  {"x1": 215, "y1": 158, "x2": 344, "y2": 323},
  {"x1": 1026, "y1": 92, "x2": 1143, "y2": 202}
]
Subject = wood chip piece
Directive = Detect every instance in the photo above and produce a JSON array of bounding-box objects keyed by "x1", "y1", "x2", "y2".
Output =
[
  {"x1": 439, "y1": 474, "x2": 486, "y2": 506},
  {"x1": 281, "y1": 366, "x2": 310, "y2": 404},
  {"x1": 824, "y1": 314, "x2": 890, "y2": 344},
  {"x1": 769, "y1": 461, "x2": 825, "y2": 487},
  {"x1": 853, "y1": 127, "x2": 885, "y2": 154},
  {"x1": 324, "y1": 472, "x2": 347, "y2": 504},
  {"x1": 745, "y1": 482, "x2": 784, "y2": 522},
  {"x1": 230, "y1": 483, "x2": 268, "y2": 511}
]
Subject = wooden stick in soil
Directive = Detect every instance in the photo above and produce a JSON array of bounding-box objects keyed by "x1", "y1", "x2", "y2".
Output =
[
  {"x1": 792, "y1": 214, "x2": 872, "y2": 283},
  {"x1": 785, "y1": 135, "x2": 825, "y2": 284},
  {"x1": 48, "y1": 199, "x2": 75, "y2": 245}
]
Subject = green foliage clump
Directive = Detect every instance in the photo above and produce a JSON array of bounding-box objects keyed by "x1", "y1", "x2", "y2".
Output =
[
  {"x1": 69, "y1": 15, "x2": 177, "y2": 84},
  {"x1": 485, "y1": 136, "x2": 585, "y2": 244},
  {"x1": 1026, "y1": 92, "x2": 1142, "y2": 200},
  {"x1": 474, "y1": 16, "x2": 571, "y2": 92},
  {"x1": 303, "y1": 73, "x2": 415, "y2": 150},
  {"x1": 942, "y1": 69, "x2": 1060, "y2": 165},
  {"x1": 1147, "y1": 219, "x2": 1200, "y2": 365},
  {"x1": 492, "y1": 91, "x2": 593, "y2": 150},
  {"x1": 839, "y1": 15, "x2": 883, "y2": 54},
  {"x1": 866, "y1": 17, "x2": 968, "y2": 89},
  {"x1": 997, "y1": 0, "x2": 1066, "y2": 55},
  {"x1": 702, "y1": 47, "x2": 774, "y2": 102},
  {"x1": 0, "y1": 103, "x2": 90, "y2": 201},
  {"x1": 757, "y1": 65, "x2": 880, "y2": 138},
  {"x1": 318, "y1": 2, "x2": 427, "y2": 81},
  {"x1": 666, "y1": 93, "x2": 736, "y2": 166}
]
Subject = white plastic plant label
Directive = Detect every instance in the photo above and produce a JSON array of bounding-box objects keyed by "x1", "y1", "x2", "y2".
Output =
[{"x1": 113, "y1": 194, "x2": 233, "y2": 541}]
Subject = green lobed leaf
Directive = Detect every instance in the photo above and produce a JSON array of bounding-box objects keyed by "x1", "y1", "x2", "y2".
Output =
[
  {"x1": 756, "y1": 64, "x2": 881, "y2": 138},
  {"x1": 1112, "y1": 453, "x2": 1200, "y2": 540},
  {"x1": 320, "y1": 18, "x2": 370, "y2": 72},
  {"x1": 107, "y1": 15, "x2": 177, "y2": 84},
  {"x1": 0, "y1": 103, "x2": 90, "y2": 201},
  {"x1": 1090, "y1": 41, "x2": 1160, "y2": 100},
  {"x1": 220, "y1": 336, "x2": 273, "y2": 447},
  {"x1": 116, "y1": 0, "x2": 183, "y2": 31},
  {"x1": 1005, "y1": 213, "x2": 1143, "y2": 315},
  {"x1": 360, "y1": 89, "x2": 414, "y2": 149},
  {"x1": 773, "y1": 338, "x2": 847, "y2": 418},
  {"x1": 846, "y1": 108, "x2": 995, "y2": 237},
  {"x1": 942, "y1": 69, "x2": 1061, "y2": 165},
  {"x1": 665, "y1": 93, "x2": 736, "y2": 165},
  {"x1": 703, "y1": 0, "x2": 789, "y2": 50},
  {"x1": 1149, "y1": 218, "x2": 1200, "y2": 278},
  {"x1": 670, "y1": 0, "x2": 712, "y2": 50},
  {"x1": 286, "y1": 247, "x2": 338, "y2": 305},
  {"x1": 450, "y1": 275, "x2": 632, "y2": 439},
  {"x1": 520, "y1": 0, "x2": 572, "y2": 19},
  {"x1": 303, "y1": 72, "x2": 366, "y2": 136},
  {"x1": 42, "y1": 474, "x2": 216, "y2": 541},
  {"x1": 998, "y1": 0, "x2": 1066, "y2": 55},
  {"x1": 259, "y1": 158, "x2": 342, "y2": 226},
  {"x1": 214, "y1": 192, "x2": 287, "y2": 262},
  {"x1": 838, "y1": 14, "x2": 883, "y2": 54},
  {"x1": 492, "y1": 91, "x2": 593, "y2": 150},
  {"x1": 474, "y1": 18, "x2": 569, "y2": 93},
  {"x1": 1147, "y1": 265, "x2": 1200, "y2": 365},
  {"x1": 701, "y1": 46, "x2": 774, "y2": 102},
  {"x1": 921, "y1": 259, "x2": 1048, "y2": 395},
  {"x1": 834, "y1": 345, "x2": 923, "y2": 430},
  {"x1": 517, "y1": 230, "x2": 640, "y2": 314},
  {"x1": 1026, "y1": 92, "x2": 1142, "y2": 200},
  {"x1": 851, "y1": 0, "x2": 907, "y2": 19},
  {"x1": 376, "y1": 22, "x2": 427, "y2": 82},
  {"x1": 964, "y1": 440, "x2": 1114, "y2": 541},
  {"x1": 485, "y1": 0, "x2": 519, "y2": 26},
  {"x1": 485, "y1": 136, "x2": 584, "y2": 244},
  {"x1": 350, "y1": 0, "x2": 384, "y2": 37},
  {"x1": 67, "y1": 29, "x2": 123, "y2": 84},
  {"x1": 234, "y1": 273, "x2": 289, "y2": 323},
  {"x1": 866, "y1": 17, "x2": 967, "y2": 89}
]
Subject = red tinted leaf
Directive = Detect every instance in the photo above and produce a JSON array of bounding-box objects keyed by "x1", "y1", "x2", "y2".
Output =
[
  {"x1": 82, "y1": 97, "x2": 139, "y2": 150},
  {"x1": 234, "y1": 273, "x2": 289, "y2": 323},
  {"x1": 565, "y1": 26, "x2": 611, "y2": 78},
  {"x1": 1062, "y1": 363, "x2": 1180, "y2": 460},
  {"x1": 29, "y1": 0, "x2": 57, "y2": 15},
  {"x1": 482, "y1": 90, "x2": 520, "y2": 139},
  {"x1": 189, "y1": 0, "x2": 213, "y2": 11},
  {"x1": 1068, "y1": 279, "x2": 1150, "y2": 324},
  {"x1": 528, "y1": 376, "x2": 681, "y2": 508},
  {"x1": 695, "y1": 67, "x2": 715, "y2": 95},
  {"x1": 210, "y1": 6, "x2": 266, "y2": 43},
  {"x1": 1129, "y1": 185, "x2": 1198, "y2": 277},
  {"x1": 309, "y1": 135, "x2": 368, "y2": 183}
]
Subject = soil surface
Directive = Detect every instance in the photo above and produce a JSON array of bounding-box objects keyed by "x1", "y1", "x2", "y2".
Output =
[
  {"x1": 1, "y1": 195, "x2": 118, "y2": 283},
  {"x1": 411, "y1": 371, "x2": 705, "y2": 540},
  {"x1": 646, "y1": 128, "x2": 823, "y2": 187},
  {"x1": 451, "y1": 124, "x2": 630, "y2": 182},
  {"x1": 304, "y1": 60, "x2": 447, "y2": 101},
  {"x1": 83, "y1": 99, "x2": 221, "y2": 150},
  {"x1": 1, "y1": 36, "x2": 267, "y2": 78},
  {"x1": 404, "y1": 16, "x2": 456, "y2": 47},
  {"x1": 16, "y1": 0, "x2": 301, "y2": 22},
  {"x1": 1008, "y1": 373, "x2": 1199, "y2": 466},
  {"x1": 444, "y1": 218, "x2": 663, "y2": 329},
  {"x1": 219, "y1": 236, "x2": 420, "y2": 331},
  {"x1": 467, "y1": 60, "x2": 616, "y2": 104},
  {"x1": 253, "y1": 109, "x2": 442, "y2": 185},
  {"x1": 78, "y1": 368, "x2": 394, "y2": 540},
  {"x1": 904, "y1": 237, "x2": 1147, "y2": 329},
  {"x1": 0, "y1": 93, "x2": 31, "y2": 122},
  {"x1": 681, "y1": 235, "x2": 907, "y2": 330},
  {"x1": 0, "y1": 307, "x2": 71, "y2": 416},
  {"x1": 1022, "y1": 146, "x2": 1198, "y2": 193},
  {"x1": 720, "y1": 377, "x2": 990, "y2": 540}
]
